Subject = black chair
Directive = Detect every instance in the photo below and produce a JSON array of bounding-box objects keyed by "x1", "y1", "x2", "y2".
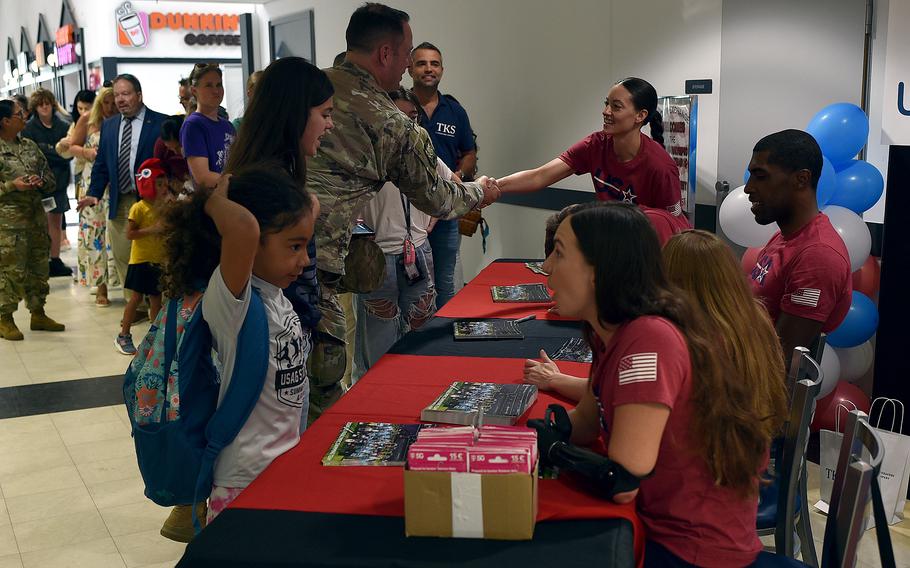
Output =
[{"x1": 757, "y1": 346, "x2": 822, "y2": 565}]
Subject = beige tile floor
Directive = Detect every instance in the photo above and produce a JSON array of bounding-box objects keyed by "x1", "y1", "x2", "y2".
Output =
[
  {"x1": 0, "y1": 225, "x2": 907, "y2": 567},
  {"x1": 0, "y1": 225, "x2": 151, "y2": 387},
  {"x1": 0, "y1": 407, "x2": 186, "y2": 568}
]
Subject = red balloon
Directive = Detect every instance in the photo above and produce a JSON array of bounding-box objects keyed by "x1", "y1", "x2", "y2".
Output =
[
  {"x1": 810, "y1": 381, "x2": 871, "y2": 432},
  {"x1": 741, "y1": 247, "x2": 762, "y2": 275},
  {"x1": 852, "y1": 255, "x2": 881, "y2": 299}
]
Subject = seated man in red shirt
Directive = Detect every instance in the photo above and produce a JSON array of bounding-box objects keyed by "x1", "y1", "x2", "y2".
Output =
[{"x1": 744, "y1": 129, "x2": 852, "y2": 361}]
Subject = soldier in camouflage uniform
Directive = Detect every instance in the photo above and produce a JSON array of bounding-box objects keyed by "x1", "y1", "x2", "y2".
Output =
[
  {"x1": 0, "y1": 99, "x2": 66, "y2": 340},
  {"x1": 301, "y1": 4, "x2": 499, "y2": 421}
]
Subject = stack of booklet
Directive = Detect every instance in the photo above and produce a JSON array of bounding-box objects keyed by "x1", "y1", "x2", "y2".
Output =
[
  {"x1": 421, "y1": 382, "x2": 538, "y2": 426},
  {"x1": 407, "y1": 425, "x2": 538, "y2": 474},
  {"x1": 322, "y1": 422, "x2": 425, "y2": 466},
  {"x1": 453, "y1": 319, "x2": 524, "y2": 340},
  {"x1": 490, "y1": 284, "x2": 551, "y2": 303}
]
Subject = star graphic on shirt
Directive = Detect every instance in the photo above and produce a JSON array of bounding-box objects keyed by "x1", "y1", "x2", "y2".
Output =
[
  {"x1": 752, "y1": 257, "x2": 772, "y2": 286},
  {"x1": 621, "y1": 188, "x2": 636, "y2": 203}
]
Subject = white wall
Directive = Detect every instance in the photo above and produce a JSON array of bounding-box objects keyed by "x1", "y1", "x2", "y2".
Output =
[{"x1": 255, "y1": 0, "x2": 724, "y2": 278}]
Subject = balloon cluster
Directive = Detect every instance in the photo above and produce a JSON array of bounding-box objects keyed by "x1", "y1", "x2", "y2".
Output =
[{"x1": 726, "y1": 103, "x2": 884, "y2": 429}]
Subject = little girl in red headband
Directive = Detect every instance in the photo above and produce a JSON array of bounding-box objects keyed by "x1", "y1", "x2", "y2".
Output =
[{"x1": 115, "y1": 157, "x2": 170, "y2": 356}]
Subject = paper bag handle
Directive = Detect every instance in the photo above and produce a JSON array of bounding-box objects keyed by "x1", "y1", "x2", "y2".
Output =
[
  {"x1": 871, "y1": 397, "x2": 904, "y2": 433},
  {"x1": 835, "y1": 401, "x2": 859, "y2": 433}
]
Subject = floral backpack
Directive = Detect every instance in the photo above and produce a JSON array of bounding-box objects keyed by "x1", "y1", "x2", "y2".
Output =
[{"x1": 122, "y1": 289, "x2": 268, "y2": 532}]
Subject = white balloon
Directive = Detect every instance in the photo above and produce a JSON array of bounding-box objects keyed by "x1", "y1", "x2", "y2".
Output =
[
  {"x1": 834, "y1": 341, "x2": 874, "y2": 383},
  {"x1": 817, "y1": 346, "x2": 841, "y2": 399},
  {"x1": 822, "y1": 205, "x2": 872, "y2": 272},
  {"x1": 719, "y1": 186, "x2": 779, "y2": 247}
]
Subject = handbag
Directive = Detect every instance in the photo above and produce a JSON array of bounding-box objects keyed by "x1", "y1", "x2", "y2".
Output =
[
  {"x1": 459, "y1": 209, "x2": 484, "y2": 237},
  {"x1": 338, "y1": 222, "x2": 386, "y2": 294}
]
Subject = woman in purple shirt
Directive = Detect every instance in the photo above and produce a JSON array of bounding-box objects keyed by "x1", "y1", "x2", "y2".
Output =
[{"x1": 180, "y1": 63, "x2": 236, "y2": 189}]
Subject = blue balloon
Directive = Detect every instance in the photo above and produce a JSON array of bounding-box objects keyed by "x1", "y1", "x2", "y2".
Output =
[
  {"x1": 828, "y1": 159, "x2": 884, "y2": 214},
  {"x1": 817, "y1": 157, "x2": 836, "y2": 207},
  {"x1": 744, "y1": 156, "x2": 835, "y2": 208},
  {"x1": 827, "y1": 291, "x2": 879, "y2": 348},
  {"x1": 806, "y1": 103, "x2": 869, "y2": 167}
]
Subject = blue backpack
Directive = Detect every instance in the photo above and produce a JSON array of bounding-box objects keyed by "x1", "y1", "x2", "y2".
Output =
[{"x1": 123, "y1": 288, "x2": 269, "y2": 529}]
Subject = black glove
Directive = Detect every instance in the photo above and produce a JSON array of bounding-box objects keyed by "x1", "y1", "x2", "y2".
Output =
[{"x1": 527, "y1": 404, "x2": 573, "y2": 466}]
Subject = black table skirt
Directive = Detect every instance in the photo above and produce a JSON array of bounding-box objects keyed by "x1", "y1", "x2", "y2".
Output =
[{"x1": 178, "y1": 510, "x2": 635, "y2": 568}]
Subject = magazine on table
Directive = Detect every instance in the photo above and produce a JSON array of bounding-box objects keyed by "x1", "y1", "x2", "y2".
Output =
[
  {"x1": 421, "y1": 382, "x2": 538, "y2": 426},
  {"x1": 551, "y1": 337, "x2": 593, "y2": 363},
  {"x1": 490, "y1": 283, "x2": 552, "y2": 303},
  {"x1": 322, "y1": 422, "x2": 425, "y2": 466},
  {"x1": 525, "y1": 261, "x2": 547, "y2": 275},
  {"x1": 453, "y1": 319, "x2": 524, "y2": 340}
]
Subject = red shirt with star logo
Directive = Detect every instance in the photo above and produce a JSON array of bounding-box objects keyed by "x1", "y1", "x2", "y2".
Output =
[
  {"x1": 559, "y1": 131, "x2": 683, "y2": 216},
  {"x1": 747, "y1": 213, "x2": 852, "y2": 332},
  {"x1": 591, "y1": 316, "x2": 763, "y2": 567}
]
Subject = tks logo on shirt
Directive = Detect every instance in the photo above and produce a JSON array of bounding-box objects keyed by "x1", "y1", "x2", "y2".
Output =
[
  {"x1": 274, "y1": 313, "x2": 308, "y2": 407},
  {"x1": 436, "y1": 123, "x2": 457, "y2": 137}
]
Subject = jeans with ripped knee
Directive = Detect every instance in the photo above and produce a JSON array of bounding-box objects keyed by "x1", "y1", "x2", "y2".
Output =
[{"x1": 352, "y1": 241, "x2": 436, "y2": 383}]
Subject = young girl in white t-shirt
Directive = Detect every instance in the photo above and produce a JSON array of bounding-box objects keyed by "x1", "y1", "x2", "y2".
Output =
[{"x1": 161, "y1": 164, "x2": 320, "y2": 523}]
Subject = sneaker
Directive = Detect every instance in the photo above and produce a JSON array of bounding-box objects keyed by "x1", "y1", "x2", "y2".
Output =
[
  {"x1": 48, "y1": 258, "x2": 73, "y2": 278},
  {"x1": 115, "y1": 333, "x2": 137, "y2": 355}
]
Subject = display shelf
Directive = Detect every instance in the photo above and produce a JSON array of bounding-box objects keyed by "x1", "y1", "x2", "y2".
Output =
[{"x1": 0, "y1": 62, "x2": 81, "y2": 94}]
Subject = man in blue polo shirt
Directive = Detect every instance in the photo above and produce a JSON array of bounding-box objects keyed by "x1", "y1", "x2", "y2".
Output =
[{"x1": 410, "y1": 41, "x2": 477, "y2": 308}]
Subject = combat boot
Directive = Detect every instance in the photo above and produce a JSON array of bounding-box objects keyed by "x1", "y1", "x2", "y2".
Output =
[
  {"x1": 0, "y1": 314, "x2": 23, "y2": 341},
  {"x1": 160, "y1": 503, "x2": 207, "y2": 543},
  {"x1": 30, "y1": 310, "x2": 65, "y2": 332}
]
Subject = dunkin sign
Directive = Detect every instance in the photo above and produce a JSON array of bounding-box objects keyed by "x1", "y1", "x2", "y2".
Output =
[{"x1": 115, "y1": 2, "x2": 240, "y2": 48}]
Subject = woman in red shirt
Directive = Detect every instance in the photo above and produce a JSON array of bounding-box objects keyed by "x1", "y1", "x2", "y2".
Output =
[
  {"x1": 543, "y1": 204, "x2": 786, "y2": 567},
  {"x1": 498, "y1": 77, "x2": 686, "y2": 223}
]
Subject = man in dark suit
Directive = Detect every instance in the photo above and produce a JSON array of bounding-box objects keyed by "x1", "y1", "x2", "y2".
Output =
[{"x1": 77, "y1": 74, "x2": 167, "y2": 298}]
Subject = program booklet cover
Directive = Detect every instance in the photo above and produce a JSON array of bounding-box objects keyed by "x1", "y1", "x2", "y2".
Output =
[
  {"x1": 322, "y1": 422, "x2": 425, "y2": 466},
  {"x1": 490, "y1": 284, "x2": 552, "y2": 303},
  {"x1": 421, "y1": 382, "x2": 538, "y2": 426},
  {"x1": 453, "y1": 319, "x2": 524, "y2": 340},
  {"x1": 525, "y1": 261, "x2": 547, "y2": 275},
  {"x1": 552, "y1": 337, "x2": 593, "y2": 363}
]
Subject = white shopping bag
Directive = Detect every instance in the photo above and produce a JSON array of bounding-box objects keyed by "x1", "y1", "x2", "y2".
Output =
[
  {"x1": 816, "y1": 402, "x2": 857, "y2": 513},
  {"x1": 866, "y1": 398, "x2": 910, "y2": 528}
]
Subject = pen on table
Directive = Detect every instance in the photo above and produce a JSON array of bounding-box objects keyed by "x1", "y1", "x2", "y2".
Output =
[{"x1": 514, "y1": 315, "x2": 536, "y2": 324}]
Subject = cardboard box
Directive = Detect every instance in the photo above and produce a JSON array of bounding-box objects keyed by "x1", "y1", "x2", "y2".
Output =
[{"x1": 403, "y1": 466, "x2": 538, "y2": 540}]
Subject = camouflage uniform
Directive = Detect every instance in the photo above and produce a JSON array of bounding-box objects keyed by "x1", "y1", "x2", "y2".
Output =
[
  {"x1": 0, "y1": 136, "x2": 56, "y2": 315},
  {"x1": 303, "y1": 61, "x2": 485, "y2": 421}
]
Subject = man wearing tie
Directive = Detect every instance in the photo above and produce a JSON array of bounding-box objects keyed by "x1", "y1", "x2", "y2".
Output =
[{"x1": 78, "y1": 74, "x2": 167, "y2": 298}]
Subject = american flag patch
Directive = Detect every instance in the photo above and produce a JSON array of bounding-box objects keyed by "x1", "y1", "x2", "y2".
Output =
[
  {"x1": 790, "y1": 288, "x2": 821, "y2": 308},
  {"x1": 618, "y1": 353, "x2": 658, "y2": 385},
  {"x1": 667, "y1": 202, "x2": 683, "y2": 217}
]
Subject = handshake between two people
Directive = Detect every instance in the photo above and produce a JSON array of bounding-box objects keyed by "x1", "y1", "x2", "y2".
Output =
[{"x1": 475, "y1": 175, "x2": 501, "y2": 209}]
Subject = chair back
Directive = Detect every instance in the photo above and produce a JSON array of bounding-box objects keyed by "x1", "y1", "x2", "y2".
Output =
[
  {"x1": 775, "y1": 347, "x2": 824, "y2": 555},
  {"x1": 821, "y1": 410, "x2": 885, "y2": 568}
]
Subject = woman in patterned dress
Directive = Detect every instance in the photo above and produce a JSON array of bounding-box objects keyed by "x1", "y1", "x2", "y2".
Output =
[{"x1": 69, "y1": 87, "x2": 118, "y2": 306}]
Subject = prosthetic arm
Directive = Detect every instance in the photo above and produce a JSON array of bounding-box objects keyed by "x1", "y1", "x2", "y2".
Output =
[{"x1": 528, "y1": 404, "x2": 651, "y2": 499}]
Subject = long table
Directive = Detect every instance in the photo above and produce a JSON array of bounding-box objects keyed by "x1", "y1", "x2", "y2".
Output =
[{"x1": 178, "y1": 260, "x2": 643, "y2": 567}]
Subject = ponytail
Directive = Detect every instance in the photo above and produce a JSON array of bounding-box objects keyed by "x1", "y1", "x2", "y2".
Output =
[
  {"x1": 648, "y1": 110, "x2": 665, "y2": 145},
  {"x1": 616, "y1": 77, "x2": 663, "y2": 143}
]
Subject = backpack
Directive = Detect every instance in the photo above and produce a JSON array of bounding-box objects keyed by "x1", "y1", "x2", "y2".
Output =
[{"x1": 123, "y1": 287, "x2": 269, "y2": 530}]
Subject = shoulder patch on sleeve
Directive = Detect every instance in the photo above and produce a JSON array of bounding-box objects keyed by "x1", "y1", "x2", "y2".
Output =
[{"x1": 618, "y1": 352, "x2": 658, "y2": 385}]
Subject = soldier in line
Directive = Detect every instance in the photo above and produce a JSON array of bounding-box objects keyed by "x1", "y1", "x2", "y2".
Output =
[
  {"x1": 0, "y1": 99, "x2": 66, "y2": 340},
  {"x1": 303, "y1": 3, "x2": 501, "y2": 421}
]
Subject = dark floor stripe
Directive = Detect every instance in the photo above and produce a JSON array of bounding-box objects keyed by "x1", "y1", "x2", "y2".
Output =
[{"x1": 0, "y1": 375, "x2": 124, "y2": 419}]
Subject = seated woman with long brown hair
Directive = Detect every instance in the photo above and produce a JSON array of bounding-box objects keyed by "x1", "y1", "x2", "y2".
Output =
[{"x1": 538, "y1": 206, "x2": 787, "y2": 567}]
